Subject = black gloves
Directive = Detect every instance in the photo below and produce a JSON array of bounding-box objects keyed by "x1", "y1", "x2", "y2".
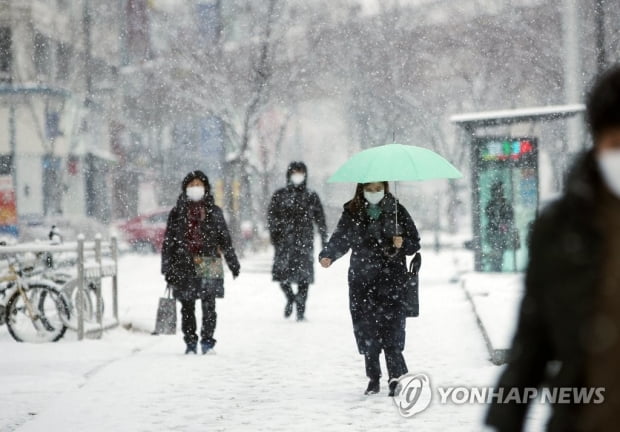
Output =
[{"x1": 231, "y1": 265, "x2": 240, "y2": 279}]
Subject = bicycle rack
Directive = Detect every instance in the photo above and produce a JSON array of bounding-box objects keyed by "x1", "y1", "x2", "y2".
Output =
[
  {"x1": 76, "y1": 234, "x2": 119, "y2": 340},
  {"x1": 0, "y1": 236, "x2": 119, "y2": 340}
]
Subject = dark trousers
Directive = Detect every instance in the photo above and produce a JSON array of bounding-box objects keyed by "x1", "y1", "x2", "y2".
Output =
[
  {"x1": 488, "y1": 247, "x2": 506, "y2": 272},
  {"x1": 281, "y1": 281, "x2": 309, "y2": 317},
  {"x1": 180, "y1": 294, "x2": 216, "y2": 346},
  {"x1": 364, "y1": 348, "x2": 408, "y2": 381}
]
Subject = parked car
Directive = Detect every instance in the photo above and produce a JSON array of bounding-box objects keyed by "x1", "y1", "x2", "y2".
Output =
[{"x1": 115, "y1": 209, "x2": 169, "y2": 253}]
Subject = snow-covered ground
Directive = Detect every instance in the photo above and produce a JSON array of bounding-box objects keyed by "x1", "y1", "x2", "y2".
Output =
[
  {"x1": 461, "y1": 272, "x2": 524, "y2": 352},
  {"x1": 1, "y1": 247, "x2": 546, "y2": 431}
]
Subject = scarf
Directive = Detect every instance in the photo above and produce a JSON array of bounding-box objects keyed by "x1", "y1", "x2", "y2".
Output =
[
  {"x1": 186, "y1": 201, "x2": 206, "y2": 255},
  {"x1": 367, "y1": 204, "x2": 382, "y2": 221}
]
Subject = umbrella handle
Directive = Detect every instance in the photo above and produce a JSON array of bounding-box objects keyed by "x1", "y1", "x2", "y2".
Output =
[
  {"x1": 394, "y1": 182, "x2": 400, "y2": 234},
  {"x1": 395, "y1": 198, "x2": 398, "y2": 231}
]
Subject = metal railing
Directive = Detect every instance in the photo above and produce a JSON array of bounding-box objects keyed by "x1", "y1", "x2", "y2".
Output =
[{"x1": 0, "y1": 235, "x2": 119, "y2": 340}]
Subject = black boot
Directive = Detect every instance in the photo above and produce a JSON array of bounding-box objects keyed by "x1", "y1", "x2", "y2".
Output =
[
  {"x1": 185, "y1": 342, "x2": 197, "y2": 355},
  {"x1": 281, "y1": 283, "x2": 295, "y2": 318},
  {"x1": 200, "y1": 338, "x2": 216, "y2": 354},
  {"x1": 364, "y1": 379, "x2": 380, "y2": 395},
  {"x1": 388, "y1": 379, "x2": 400, "y2": 397},
  {"x1": 296, "y1": 283, "x2": 309, "y2": 321},
  {"x1": 284, "y1": 298, "x2": 294, "y2": 318},
  {"x1": 295, "y1": 294, "x2": 305, "y2": 321}
]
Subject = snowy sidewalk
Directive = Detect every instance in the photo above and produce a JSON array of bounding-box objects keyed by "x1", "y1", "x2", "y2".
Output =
[
  {"x1": 1, "y1": 250, "x2": 545, "y2": 431},
  {"x1": 460, "y1": 273, "x2": 524, "y2": 364}
]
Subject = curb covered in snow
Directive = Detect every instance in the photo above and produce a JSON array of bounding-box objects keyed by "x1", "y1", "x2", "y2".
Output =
[{"x1": 460, "y1": 272, "x2": 524, "y2": 365}]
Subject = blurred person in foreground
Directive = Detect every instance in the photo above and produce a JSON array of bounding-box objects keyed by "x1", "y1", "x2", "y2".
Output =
[
  {"x1": 267, "y1": 161, "x2": 328, "y2": 321},
  {"x1": 161, "y1": 170, "x2": 240, "y2": 355},
  {"x1": 486, "y1": 65, "x2": 620, "y2": 431}
]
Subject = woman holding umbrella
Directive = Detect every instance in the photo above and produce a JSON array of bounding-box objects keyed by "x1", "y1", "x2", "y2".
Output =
[{"x1": 319, "y1": 181, "x2": 420, "y2": 396}]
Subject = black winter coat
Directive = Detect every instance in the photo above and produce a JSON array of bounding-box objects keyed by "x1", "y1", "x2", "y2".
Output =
[
  {"x1": 161, "y1": 194, "x2": 240, "y2": 300},
  {"x1": 267, "y1": 184, "x2": 327, "y2": 284},
  {"x1": 319, "y1": 193, "x2": 420, "y2": 354},
  {"x1": 486, "y1": 151, "x2": 606, "y2": 432},
  {"x1": 485, "y1": 195, "x2": 516, "y2": 249}
]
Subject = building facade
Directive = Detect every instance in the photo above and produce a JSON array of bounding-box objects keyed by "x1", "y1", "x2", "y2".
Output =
[{"x1": 0, "y1": 0, "x2": 126, "y2": 235}]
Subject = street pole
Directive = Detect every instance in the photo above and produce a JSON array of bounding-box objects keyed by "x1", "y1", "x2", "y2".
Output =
[
  {"x1": 83, "y1": 0, "x2": 93, "y2": 104},
  {"x1": 594, "y1": 0, "x2": 606, "y2": 74},
  {"x1": 9, "y1": 101, "x2": 17, "y2": 205},
  {"x1": 82, "y1": 0, "x2": 94, "y2": 218},
  {"x1": 118, "y1": 0, "x2": 128, "y2": 67},
  {"x1": 562, "y1": 0, "x2": 583, "y2": 157}
]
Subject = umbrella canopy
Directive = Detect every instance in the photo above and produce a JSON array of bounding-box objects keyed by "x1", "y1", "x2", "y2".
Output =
[{"x1": 328, "y1": 143, "x2": 462, "y2": 183}]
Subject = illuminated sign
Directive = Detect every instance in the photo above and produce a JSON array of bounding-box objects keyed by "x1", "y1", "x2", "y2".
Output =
[{"x1": 480, "y1": 139, "x2": 535, "y2": 162}]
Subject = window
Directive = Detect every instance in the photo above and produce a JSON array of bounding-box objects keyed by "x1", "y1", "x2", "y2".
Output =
[
  {"x1": 0, "y1": 27, "x2": 11, "y2": 83},
  {"x1": 42, "y1": 154, "x2": 62, "y2": 216},
  {"x1": 56, "y1": 42, "x2": 71, "y2": 81},
  {"x1": 45, "y1": 111, "x2": 61, "y2": 139},
  {"x1": 34, "y1": 32, "x2": 50, "y2": 78}
]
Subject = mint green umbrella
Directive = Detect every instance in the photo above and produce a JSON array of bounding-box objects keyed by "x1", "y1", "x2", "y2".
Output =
[
  {"x1": 328, "y1": 143, "x2": 462, "y2": 183},
  {"x1": 328, "y1": 143, "x2": 462, "y2": 230}
]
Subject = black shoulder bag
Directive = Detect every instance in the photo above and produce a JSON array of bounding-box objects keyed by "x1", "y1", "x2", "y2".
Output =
[{"x1": 404, "y1": 253, "x2": 422, "y2": 317}]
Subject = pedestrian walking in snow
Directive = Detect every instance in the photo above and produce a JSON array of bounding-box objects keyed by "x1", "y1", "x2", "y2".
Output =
[
  {"x1": 319, "y1": 182, "x2": 420, "y2": 396},
  {"x1": 486, "y1": 65, "x2": 620, "y2": 431},
  {"x1": 267, "y1": 161, "x2": 328, "y2": 321},
  {"x1": 484, "y1": 181, "x2": 517, "y2": 272},
  {"x1": 161, "y1": 170, "x2": 240, "y2": 355}
]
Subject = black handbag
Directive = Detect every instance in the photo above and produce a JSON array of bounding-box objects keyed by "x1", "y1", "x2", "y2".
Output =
[
  {"x1": 404, "y1": 253, "x2": 422, "y2": 318},
  {"x1": 154, "y1": 286, "x2": 177, "y2": 335}
]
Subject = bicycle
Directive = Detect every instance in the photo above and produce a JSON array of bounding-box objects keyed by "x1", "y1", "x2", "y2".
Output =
[
  {"x1": 37, "y1": 228, "x2": 103, "y2": 324},
  {"x1": 0, "y1": 252, "x2": 71, "y2": 342},
  {"x1": 38, "y1": 258, "x2": 102, "y2": 325},
  {"x1": 54, "y1": 274, "x2": 101, "y2": 325}
]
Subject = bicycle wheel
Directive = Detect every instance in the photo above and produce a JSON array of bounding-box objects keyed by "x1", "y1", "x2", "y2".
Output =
[
  {"x1": 62, "y1": 279, "x2": 95, "y2": 324},
  {"x1": 6, "y1": 283, "x2": 70, "y2": 342}
]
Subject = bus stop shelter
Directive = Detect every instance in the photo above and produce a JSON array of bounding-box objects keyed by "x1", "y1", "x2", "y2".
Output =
[{"x1": 450, "y1": 104, "x2": 585, "y2": 273}]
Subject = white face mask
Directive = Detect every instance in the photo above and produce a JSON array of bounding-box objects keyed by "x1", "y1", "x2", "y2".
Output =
[
  {"x1": 186, "y1": 185, "x2": 205, "y2": 202},
  {"x1": 364, "y1": 190, "x2": 384, "y2": 205},
  {"x1": 597, "y1": 149, "x2": 620, "y2": 198},
  {"x1": 290, "y1": 173, "x2": 306, "y2": 185}
]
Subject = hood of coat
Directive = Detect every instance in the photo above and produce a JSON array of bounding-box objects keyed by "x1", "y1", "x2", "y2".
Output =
[
  {"x1": 286, "y1": 161, "x2": 308, "y2": 188},
  {"x1": 542, "y1": 149, "x2": 610, "y2": 240},
  {"x1": 562, "y1": 150, "x2": 604, "y2": 211},
  {"x1": 182, "y1": 170, "x2": 211, "y2": 193}
]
